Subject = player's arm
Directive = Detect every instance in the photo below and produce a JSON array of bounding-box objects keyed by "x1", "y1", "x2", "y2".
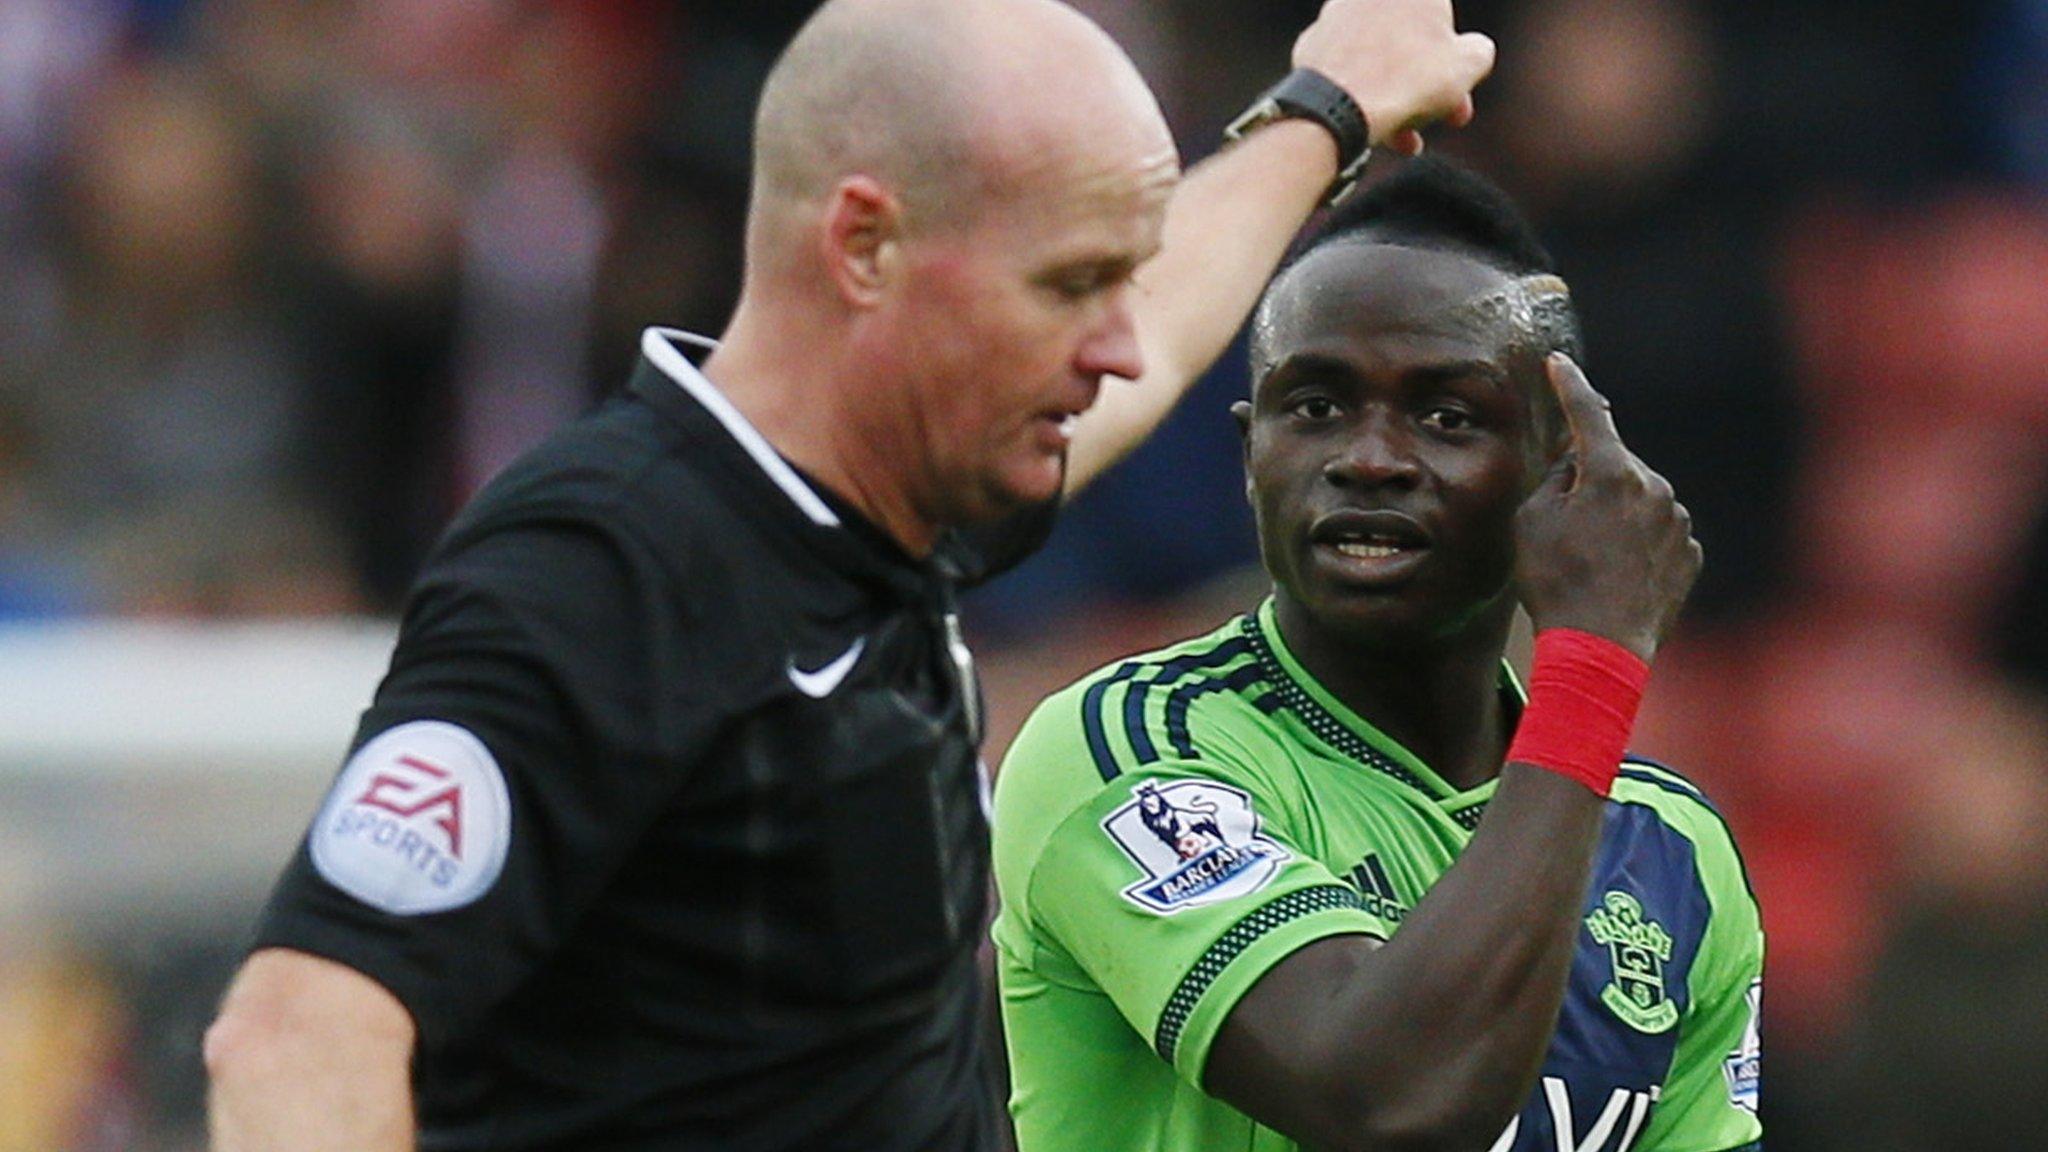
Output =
[
  {"x1": 1204, "y1": 357, "x2": 1704, "y2": 1151},
  {"x1": 205, "y1": 949, "x2": 415, "y2": 1152},
  {"x1": 1063, "y1": 0, "x2": 1494, "y2": 495}
]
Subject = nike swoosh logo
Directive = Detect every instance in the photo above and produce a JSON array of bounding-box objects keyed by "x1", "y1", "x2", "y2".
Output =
[{"x1": 787, "y1": 637, "x2": 866, "y2": 699}]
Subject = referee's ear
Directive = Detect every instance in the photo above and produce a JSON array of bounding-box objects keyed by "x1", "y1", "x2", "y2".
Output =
[{"x1": 821, "y1": 174, "x2": 904, "y2": 308}]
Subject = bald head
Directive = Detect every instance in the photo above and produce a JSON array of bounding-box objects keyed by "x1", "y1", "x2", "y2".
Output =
[
  {"x1": 749, "y1": 0, "x2": 1169, "y2": 247},
  {"x1": 713, "y1": 0, "x2": 1180, "y2": 555}
]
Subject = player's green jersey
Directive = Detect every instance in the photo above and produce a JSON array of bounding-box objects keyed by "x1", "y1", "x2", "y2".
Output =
[{"x1": 992, "y1": 601, "x2": 1762, "y2": 1152}]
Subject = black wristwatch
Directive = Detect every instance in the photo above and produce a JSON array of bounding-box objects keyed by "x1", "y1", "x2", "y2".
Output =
[{"x1": 1224, "y1": 68, "x2": 1373, "y2": 206}]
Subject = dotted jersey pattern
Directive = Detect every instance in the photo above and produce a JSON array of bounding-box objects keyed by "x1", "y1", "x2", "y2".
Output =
[
  {"x1": 1152, "y1": 883, "x2": 1364, "y2": 1065},
  {"x1": 1239, "y1": 616, "x2": 1490, "y2": 830}
]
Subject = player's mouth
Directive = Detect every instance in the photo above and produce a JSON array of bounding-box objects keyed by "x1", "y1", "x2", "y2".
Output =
[{"x1": 1307, "y1": 509, "x2": 1431, "y2": 584}]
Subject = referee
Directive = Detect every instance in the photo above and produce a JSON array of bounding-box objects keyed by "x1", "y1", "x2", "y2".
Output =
[{"x1": 202, "y1": 1, "x2": 1494, "y2": 1149}]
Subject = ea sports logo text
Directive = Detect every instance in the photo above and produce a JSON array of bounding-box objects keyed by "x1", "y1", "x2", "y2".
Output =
[
  {"x1": 356, "y1": 754, "x2": 466, "y2": 859},
  {"x1": 328, "y1": 752, "x2": 467, "y2": 889},
  {"x1": 311, "y1": 721, "x2": 511, "y2": 916}
]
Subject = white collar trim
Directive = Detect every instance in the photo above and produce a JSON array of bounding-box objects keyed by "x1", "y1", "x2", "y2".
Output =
[{"x1": 640, "y1": 327, "x2": 840, "y2": 528}]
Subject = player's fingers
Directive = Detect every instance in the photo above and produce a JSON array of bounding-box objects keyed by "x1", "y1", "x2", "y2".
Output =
[
  {"x1": 1546, "y1": 353, "x2": 1623, "y2": 464},
  {"x1": 1389, "y1": 127, "x2": 1426, "y2": 156}
]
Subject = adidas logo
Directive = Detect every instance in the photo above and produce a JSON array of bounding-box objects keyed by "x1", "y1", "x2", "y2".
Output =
[{"x1": 1345, "y1": 853, "x2": 1409, "y2": 924}]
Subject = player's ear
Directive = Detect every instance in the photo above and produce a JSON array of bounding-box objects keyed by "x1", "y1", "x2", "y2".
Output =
[
  {"x1": 1231, "y1": 400, "x2": 1255, "y2": 506},
  {"x1": 821, "y1": 175, "x2": 903, "y2": 308}
]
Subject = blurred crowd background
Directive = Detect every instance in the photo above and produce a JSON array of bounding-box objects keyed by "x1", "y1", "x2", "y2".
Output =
[{"x1": 1, "y1": 0, "x2": 2045, "y2": 1148}]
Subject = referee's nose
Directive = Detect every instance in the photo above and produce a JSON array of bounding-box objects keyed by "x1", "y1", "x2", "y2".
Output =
[{"x1": 1076, "y1": 286, "x2": 1144, "y2": 386}]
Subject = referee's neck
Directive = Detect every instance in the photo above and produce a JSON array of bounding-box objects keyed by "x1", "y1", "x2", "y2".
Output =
[{"x1": 702, "y1": 324, "x2": 943, "y2": 558}]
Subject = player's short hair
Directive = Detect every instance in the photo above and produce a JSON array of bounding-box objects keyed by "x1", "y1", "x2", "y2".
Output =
[
  {"x1": 1258, "y1": 157, "x2": 1585, "y2": 366},
  {"x1": 1296, "y1": 156, "x2": 1557, "y2": 277}
]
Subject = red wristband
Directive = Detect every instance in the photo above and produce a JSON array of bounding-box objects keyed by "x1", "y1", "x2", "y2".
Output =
[{"x1": 1506, "y1": 629, "x2": 1651, "y2": 797}]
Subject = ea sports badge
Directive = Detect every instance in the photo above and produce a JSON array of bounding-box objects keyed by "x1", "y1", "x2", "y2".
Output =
[{"x1": 310, "y1": 720, "x2": 511, "y2": 915}]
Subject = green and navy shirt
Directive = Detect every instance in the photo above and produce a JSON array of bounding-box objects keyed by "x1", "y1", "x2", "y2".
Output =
[{"x1": 992, "y1": 602, "x2": 1762, "y2": 1152}]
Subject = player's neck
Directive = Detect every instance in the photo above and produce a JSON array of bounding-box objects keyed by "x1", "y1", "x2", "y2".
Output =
[{"x1": 1275, "y1": 597, "x2": 1514, "y2": 792}]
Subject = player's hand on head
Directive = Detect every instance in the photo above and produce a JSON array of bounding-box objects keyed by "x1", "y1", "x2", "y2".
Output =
[
  {"x1": 1513, "y1": 354, "x2": 1702, "y2": 663},
  {"x1": 1294, "y1": 0, "x2": 1496, "y2": 153}
]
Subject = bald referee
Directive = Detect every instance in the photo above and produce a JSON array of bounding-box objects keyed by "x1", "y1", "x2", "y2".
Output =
[{"x1": 203, "y1": 1, "x2": 1494, "y2": 1149}]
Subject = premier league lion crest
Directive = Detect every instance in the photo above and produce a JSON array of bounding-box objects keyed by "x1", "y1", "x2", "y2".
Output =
[
  {"x1": 1585, "y1": 890, "x2": 1679, "y2": 1033},
  {"x1": 1103, "y1": 779, "x2": 1288, "y2": 914}
]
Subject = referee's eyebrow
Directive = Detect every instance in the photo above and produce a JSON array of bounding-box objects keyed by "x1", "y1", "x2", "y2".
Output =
[{"x1": 1038, "y1": 251, "x2": 1147, "y2": 293}]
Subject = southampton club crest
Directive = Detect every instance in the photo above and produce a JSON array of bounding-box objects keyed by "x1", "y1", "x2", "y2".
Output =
[
  {"x1": 1585, "y1": 890, "x2": 1679, "y2": 1033},
  {"x1": 1103, "y1": 779, "x2": 1289, "y2": 914}
]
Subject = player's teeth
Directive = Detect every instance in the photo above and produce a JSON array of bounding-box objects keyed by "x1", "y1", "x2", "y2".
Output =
[
  {"x1": 1335, "y1": 541, "x2": 1401, "y2": 559},
  {"x1": 1057, "y1": 414, "x2": 1078, "y2": 440}
]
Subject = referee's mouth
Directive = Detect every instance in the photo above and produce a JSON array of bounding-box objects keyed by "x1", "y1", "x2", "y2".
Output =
[{"x1": 1034, "y1": 404, "x2": 1090, "y2": 449}]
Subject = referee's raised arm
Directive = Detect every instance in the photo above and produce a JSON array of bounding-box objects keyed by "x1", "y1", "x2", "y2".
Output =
[
  {"x1": 204, "y1": 2, "x2": 1496, "y2": 1150},
  {"x1": 1066, "y1": 0, "x2": 1494, "y2": 496}
]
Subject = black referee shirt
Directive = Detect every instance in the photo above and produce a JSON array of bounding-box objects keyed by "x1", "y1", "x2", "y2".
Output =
[{"x1": 255, "y1": 328, "x2": 1053, "y2": 1151}]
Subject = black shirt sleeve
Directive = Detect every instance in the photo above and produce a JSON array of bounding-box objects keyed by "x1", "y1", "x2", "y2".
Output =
[{"x1": 253, "y1": 506, "x2": 720, "y2": 1046}]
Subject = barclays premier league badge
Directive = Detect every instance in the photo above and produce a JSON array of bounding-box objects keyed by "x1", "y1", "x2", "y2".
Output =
[
  {"x1": 310, "y1": 720, "x2": 512, "y2": 915},
  {"x1": 1724, "y1": 979, "x2": 1762, "y2": 1112},
  {"x1": 1103, "y1": 779, "x2": 1288, "y2": 914}
]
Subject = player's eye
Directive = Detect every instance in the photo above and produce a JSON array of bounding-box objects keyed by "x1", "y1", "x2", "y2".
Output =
[
  {"x1": 1421, "y1": 405, "x2": 1473, "y2": 433},
  {"x1": 1284, "y1": 392, "x2": 1342, "y2": 422}
]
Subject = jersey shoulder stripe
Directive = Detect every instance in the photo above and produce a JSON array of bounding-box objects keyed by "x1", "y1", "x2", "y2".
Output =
[
  {"x1": 1619, "y1": 757, "x2": 1710, "y2": 804},
  {"x1": 1122, "y1": 637, "x2": 1256, "y2": 766},
  {"x1": 1078, "y1": 622, "x2": 1271, "y2": 782},
  {"x1": 1080, "y1": 662, "x2": 1145, "y2": 783},
  {"x1": 1614, "y1": 756, "x2": 1759, "y2": 912}
]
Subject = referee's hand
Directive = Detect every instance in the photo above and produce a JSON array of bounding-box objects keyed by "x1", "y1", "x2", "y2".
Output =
[
  {"x1": 1513, "y1": 353, "x2": 1702, "y2": 663},
  {"x1": 1294, "y1": 0, "x2": 1497, "y2": 157}
]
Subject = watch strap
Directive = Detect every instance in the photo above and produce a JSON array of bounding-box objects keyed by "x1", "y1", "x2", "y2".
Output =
[{"x1": 1225, "y1": 68, "x2": 1374, "y2": 206}]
